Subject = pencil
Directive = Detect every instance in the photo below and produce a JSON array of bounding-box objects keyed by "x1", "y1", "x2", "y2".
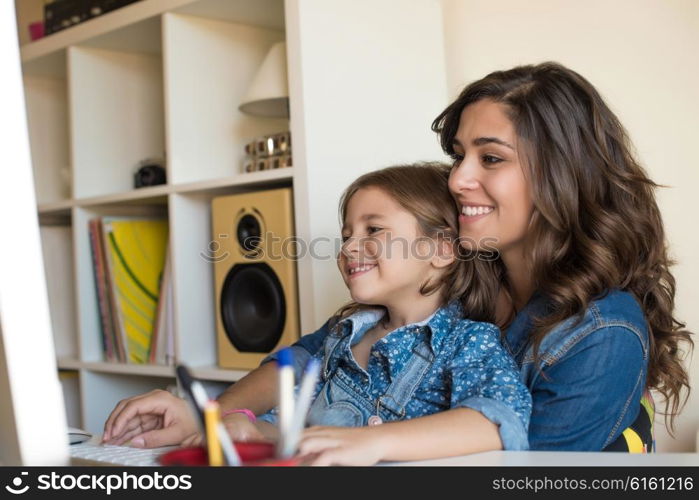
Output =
[{"x1": 204, "y1": 400, "x2": 223, "y2": 466}]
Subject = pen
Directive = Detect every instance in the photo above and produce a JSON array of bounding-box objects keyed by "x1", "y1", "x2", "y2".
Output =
[
  {"x1": 276, "y1": 347, "x2": 295, "y2": 458},
  {"x1": 281, "y1": 357, "x2": 321, "y2": 458}
]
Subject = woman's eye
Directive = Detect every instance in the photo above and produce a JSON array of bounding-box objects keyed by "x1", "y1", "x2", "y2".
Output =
[
  {"x1": 367, "y1": 226, "x2": 382, "y2": 235},
  {"x1": 341, "y1": 235, "x2": 349, "y2": 243},
  {"x1": 449, "y1": 152, "x2": 464, "y2": 165},
  {"x1": 482, "y1": 154, "x2": 503, "y2": 166}
]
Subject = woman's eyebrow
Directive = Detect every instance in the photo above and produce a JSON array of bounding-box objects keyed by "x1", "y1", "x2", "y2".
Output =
[
  {"x1": 473, "y1": 136, "x2": 515, "y2": 150},
  {"x1": 452, "y1": 137, "x2": 514, "y2": 151}
]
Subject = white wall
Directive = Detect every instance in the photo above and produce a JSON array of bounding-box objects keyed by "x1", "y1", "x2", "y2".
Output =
[
  {"x1": 287, "y1": 0, "x2": 448, "y2": 332},
  {"x1": 441, "y1": 0, "x2": 699, "y2": 451}
]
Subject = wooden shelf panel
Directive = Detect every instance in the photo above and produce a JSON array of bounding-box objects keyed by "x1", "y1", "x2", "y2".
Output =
[
  {"x1": 189, "y1": 366, "x2": 249, "y2": 382},
  {"x1": 36, "y1": 169, "x2": 293, "y2": 213},
  {"x1": 59, "y1": 359, "x2": 247, "y2": 383},
  {"x1": 57, "y1": 357, "x2": 82, "y2": 370},
  {"x1": 20, "y1": 0, "x2": 285, "y2": 65},
  {"x1": 171, "y1": 168, "x2": 294, "y2": 195},
  {"x1": 82, "y1": 361, "x2": 175, "y2": 377}
]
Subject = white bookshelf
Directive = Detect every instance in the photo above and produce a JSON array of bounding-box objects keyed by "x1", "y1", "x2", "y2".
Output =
[{"x1": 19, "y1": 0, "x2": 448, "y2": 434}]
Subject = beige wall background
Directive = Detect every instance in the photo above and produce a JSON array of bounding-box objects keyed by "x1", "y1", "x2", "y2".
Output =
[{"x1": 440, "y1": 0, "x2": 698, "y2": 451}]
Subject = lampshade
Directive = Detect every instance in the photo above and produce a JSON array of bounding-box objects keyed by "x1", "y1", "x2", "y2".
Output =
[{"x1": 239, "y1": 42, "x2": 289, "y2": 118}]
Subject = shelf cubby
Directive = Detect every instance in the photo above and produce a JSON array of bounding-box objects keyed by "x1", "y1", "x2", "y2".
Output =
[
  {"x1": 163, "y1": 13, "x2": 287, "y2": 185},
  {"x1": 72, "y1": 204, "x2": 169, "y2": 363},
  {"x1": 41, "y1": 225, "x2": 78, "y2": 360},
  {"x1": 23, "y1": 74, "x2": 71, "y2": 205},
  {"x1": 69, "y1": 45, "x2": 165, "y2": 199}
]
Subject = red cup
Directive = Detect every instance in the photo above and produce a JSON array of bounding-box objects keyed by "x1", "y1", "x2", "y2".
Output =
[{"x1": 159, "y1": 441, "x2": 302, "y2": 467}]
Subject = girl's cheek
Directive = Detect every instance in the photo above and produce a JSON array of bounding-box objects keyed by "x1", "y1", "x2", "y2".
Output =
[{"x1": 365, "y1": 240, "x2": 380, "y2": 258}]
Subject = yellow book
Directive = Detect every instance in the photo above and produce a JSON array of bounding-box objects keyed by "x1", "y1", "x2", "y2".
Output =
[{"x1": 102, "y1": 217, "x2": 169, "y2": 364}]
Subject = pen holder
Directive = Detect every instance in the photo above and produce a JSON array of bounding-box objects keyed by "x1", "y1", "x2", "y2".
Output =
[{"x1": 159, "y1": 441, "x2": 302, "y2": 467}]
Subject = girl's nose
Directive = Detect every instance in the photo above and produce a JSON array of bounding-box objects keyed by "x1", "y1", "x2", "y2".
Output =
[{"x1": 341, "y1": 236, "x2": 360, "y2": 256}]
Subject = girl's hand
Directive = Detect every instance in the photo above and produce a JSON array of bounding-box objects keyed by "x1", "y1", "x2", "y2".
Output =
[
  {"x1": 297, "y1": 426, "x2": 386, "y2": 466},
  {"x1": 221, "y1": 412, "x2": 266, "y2": 442}
]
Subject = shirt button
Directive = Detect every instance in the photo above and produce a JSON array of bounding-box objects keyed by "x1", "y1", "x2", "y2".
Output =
[{"x1": 372, "y1": 351, "x2": 381, "y2": 358}]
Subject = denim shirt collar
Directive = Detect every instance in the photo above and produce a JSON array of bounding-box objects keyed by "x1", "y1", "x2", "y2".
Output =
[{"x1": 335, "y1": 300, "x2": 464, "y2": 356}]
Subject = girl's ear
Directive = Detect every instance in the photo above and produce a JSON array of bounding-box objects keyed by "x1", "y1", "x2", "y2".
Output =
[{"x1": 431, "y1": 237, "x2": 456, "y2": 269}]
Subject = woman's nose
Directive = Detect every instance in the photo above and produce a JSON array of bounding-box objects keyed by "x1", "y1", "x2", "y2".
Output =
[{"x1": 449, "y1": 159, "x2": 481, "y2": 193}]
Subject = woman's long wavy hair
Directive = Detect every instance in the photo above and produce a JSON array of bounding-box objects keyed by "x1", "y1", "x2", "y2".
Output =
[
  {"x1": 432, "y1": 62, "x2": 693, "y2": 430},
  {"x1": 334, "y1": 163, "x2": 497, "y2": 323}
]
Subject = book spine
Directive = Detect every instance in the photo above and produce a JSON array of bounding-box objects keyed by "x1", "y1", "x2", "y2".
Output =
[{"x1": 88, "y1": 219, "x2": 112, "y2": 360}]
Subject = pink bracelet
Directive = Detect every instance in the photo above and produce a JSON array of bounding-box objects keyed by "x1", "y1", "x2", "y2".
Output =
[{"x1": 221, "y1": 408, "x2": 257, "y2": 423}]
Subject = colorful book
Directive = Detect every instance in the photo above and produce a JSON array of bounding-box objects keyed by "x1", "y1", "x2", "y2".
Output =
[
  {"x1": 101, "y1": 217, "x2": 169, "y2": 364},
  {"x1": 88, "y1": 218, "x2": 115, "y2": 361}
]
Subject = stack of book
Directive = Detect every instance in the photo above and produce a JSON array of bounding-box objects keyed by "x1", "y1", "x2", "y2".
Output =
[{"x1": 88, "y1": 217, "x2": 173, "y2": 365}]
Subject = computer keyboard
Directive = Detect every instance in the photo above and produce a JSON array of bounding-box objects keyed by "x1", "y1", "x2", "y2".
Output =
[{"x1": 70, "y1": 439, "x2": 177, "y2": 466}]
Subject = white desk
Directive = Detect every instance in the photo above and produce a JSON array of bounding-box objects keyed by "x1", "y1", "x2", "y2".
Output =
[
  {"x1": 392, "y1": 451, "x2": 699, "y2": 466},
  {"x1": 72, "y1": 435, "x2": 699, "y2": 466}
]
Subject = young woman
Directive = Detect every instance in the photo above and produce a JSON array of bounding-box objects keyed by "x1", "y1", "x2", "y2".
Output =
[{"x1": 103, "y1": 62, "x2": 692, "y2": 453}]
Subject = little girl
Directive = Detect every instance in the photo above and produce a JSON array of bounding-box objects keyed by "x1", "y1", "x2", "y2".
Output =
[{"x1": 254, "y1": 163, "x2": 531, "y2": 465}]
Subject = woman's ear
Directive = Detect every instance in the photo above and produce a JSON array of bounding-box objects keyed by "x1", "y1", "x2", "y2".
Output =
[{"x1": 431, "y1": 237, "x2": 456, "y2": 269}]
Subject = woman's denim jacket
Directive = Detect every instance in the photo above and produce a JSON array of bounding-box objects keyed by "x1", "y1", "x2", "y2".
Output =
[{"x1": 266, "y1": 289, "x2": 649, "y2": 451}]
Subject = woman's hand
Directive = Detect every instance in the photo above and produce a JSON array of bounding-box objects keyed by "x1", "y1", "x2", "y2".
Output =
[
  {"x1": 297, "y1": 426, "x2": 386, "y2": 466},
  {"x1": 102, "y1": 389, "x2": 197, "y2": 448}
]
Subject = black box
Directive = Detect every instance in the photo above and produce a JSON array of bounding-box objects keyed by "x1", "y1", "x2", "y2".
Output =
[{"x1": 44, "y1": 0, "x2": 141, "y2": 36}]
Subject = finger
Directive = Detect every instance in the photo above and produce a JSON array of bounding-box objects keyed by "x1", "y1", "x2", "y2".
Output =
[
  {"x1": 109, "y1": 391, "x2": 173, "y2": 440},
  {"x1": 105, "y1": 412, "x2": 161, "y2": 443},
  {"x1": 297, "y1": 436, "x2": 341, "y2": 456},
  {"x1": 104, "y1": 389, "x2": 163, "y2": 440},
  {"x1": 108, "y1": 415, "x2": 162, "y2": 446},
  {"x1": 309, "y1": 449, "x2": 339, "y2": 466},
  {"x1": 181, "y1": 433, "x2": 203, "y2": 448},
  {"x1": 103, "y1": 397, "x2": 135, "y2": 441},
  {"x1": 130, "y1": 425, "x2": 186, "y2": 448}
]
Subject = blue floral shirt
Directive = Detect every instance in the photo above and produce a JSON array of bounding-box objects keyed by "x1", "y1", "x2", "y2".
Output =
[{"x1": 260, "y1": 302, "x2": 532, "y2": 450}]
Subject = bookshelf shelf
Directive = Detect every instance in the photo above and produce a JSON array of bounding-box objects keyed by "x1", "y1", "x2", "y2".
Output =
[
  {"x1": 38, "y1": 199, "x2": 74, "y2": 215},
  {"x1": 21, "y1": 0, "x2": 448, "y2": 434},
  {"x1": 82, "y1": 361, "x2": 175, "y2": 378},
  {"x1": 57, "y1": 357, "x2": 82, "y2": 370},
  {"x1": 77, "y1": 185, "x2": 170, "y2": 208},
  {"x1": 190, "y1": 366, "x2": 249, "y2": 383}
]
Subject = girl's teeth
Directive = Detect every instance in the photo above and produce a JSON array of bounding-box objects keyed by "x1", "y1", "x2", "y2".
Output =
[{"x1": 349, "y1": 265, "x2": 375, "y2": 275}]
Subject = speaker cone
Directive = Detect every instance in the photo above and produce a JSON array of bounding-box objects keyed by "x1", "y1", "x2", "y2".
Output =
[{"x1": 220, "y1": 263, "x2": 286, "y2": 352}]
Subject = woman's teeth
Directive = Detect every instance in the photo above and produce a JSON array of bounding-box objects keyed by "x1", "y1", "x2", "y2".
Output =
[{"x1": 461, "y1": 205, "x2": 494, "y2": 216}]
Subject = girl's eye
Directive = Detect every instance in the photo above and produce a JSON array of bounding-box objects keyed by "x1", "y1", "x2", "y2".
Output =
[
  {"x1": 367, "y1": 226, "x2": 382, "y2": 235},
  {"x1": 482, "y1": 154, "x2": 503, "y2": 166},
  {"x1": 341, "y1": 235, "x2": 349, "y2": 243}
]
